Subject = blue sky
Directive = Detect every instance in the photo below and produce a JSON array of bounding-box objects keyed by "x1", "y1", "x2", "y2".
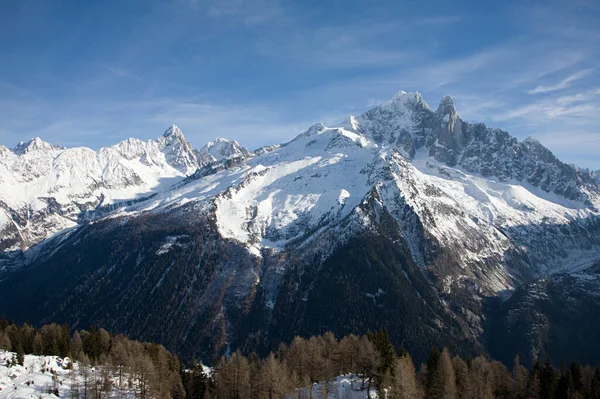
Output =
[{"x1": 1, "y1": 0, "x2": 599, "y2": 169}]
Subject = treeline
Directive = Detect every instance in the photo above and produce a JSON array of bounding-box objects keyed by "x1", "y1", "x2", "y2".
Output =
[
  {"x1": 192, "y1": 330, "x2": 600, "y2": 399},
  {"x1": 0, "y1": 318, "x2": 185, "y2": 398},
  {"x1": 3, "y1": 319, "x2": 600, "y2": 398}
]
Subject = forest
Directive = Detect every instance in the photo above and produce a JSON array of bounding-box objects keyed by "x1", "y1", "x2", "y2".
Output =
[{"x1": 1, "y1": 319, "x2": 600, "y2": 398}]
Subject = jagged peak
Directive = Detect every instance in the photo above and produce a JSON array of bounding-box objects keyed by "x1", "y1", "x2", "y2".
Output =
[
  {"x1": 198, "y1": 136, "x2": 251, "y2": 162},
  {"x1": 523, "y1": 136, "x2": 541, "y2": 146},
  {"x1": 388, "y1": 90, "x2": 427, "y2": 107},
  {"x1": 12, "y1": 137, "x2": 63, "y2": 155},
  {"x1": 162, "y1": 124, "x2": 185, "y2": 140},
  {"x1": 205, "y1": 137, "x2": 236, "y2": 147},
  {"x1": 436, "y1": 95, "x2": 458, "y2": 118}
]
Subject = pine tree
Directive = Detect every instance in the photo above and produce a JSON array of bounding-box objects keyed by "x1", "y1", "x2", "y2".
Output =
[
  {"x1": 590, "y1": 368, "x2": 600, "y2": 399},
  {"x1": 182, "y1": 360, "x2": 208, "y2": 399},
  {"x1": 540, "y1": 358, "x2": 557, "y2": 399},
  {"x1": 367, "y1": 330, "x2": 395, "y2": 389},
  {"x1": 569, "y1": 362, "x2": 583, "y2": 394},
  {"x1": 555, "y1": 362, "x2": 572, "y2": 399},
  {"x1": 16, "y1": 342, "x2": 24, "y2": 366}
]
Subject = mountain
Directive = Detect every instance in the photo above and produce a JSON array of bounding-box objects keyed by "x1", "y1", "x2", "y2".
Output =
[
  {"x1": 0, "y1": 125, "x2": 207, "y2": 255},
  {"x1": 0, "y1": 91, "x2": 599, "y2": 366}
]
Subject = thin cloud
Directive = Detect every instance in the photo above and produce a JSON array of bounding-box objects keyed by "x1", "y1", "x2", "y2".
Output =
[
  {"x1": 527, "y1": 69, "x2": 593, "y2": 94},
  {"x1": 106, "y1": 67, "x2": 143, "y2": 81}
]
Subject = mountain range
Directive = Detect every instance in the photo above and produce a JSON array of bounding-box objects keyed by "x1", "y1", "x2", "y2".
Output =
[{"x1": 1, "y1": 91, "x2": 599, "y2": 366}]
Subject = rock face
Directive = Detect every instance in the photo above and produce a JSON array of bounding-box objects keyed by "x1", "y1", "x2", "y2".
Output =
[
  {"x1": 487, "y1": 269, "x2": 600, "y2": 367},
  {"x1": 0, "y1": 91, "x2": 599, "y2": 365}
]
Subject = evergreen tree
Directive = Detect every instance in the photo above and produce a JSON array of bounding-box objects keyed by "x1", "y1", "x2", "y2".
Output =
[
  {"x1": 182, "y1": 360, "x2": 208, "y2": 399},
  {"x1": 16, "y1": 342, "x2": 24, "y2": 366},
  {"x1": 555, "y1": 362, "x2": 572, "y2": 399},
  {"x1": 590, "y1": 368, "x2": 600, "y2": 399},
  {"x1": 569, "y1": 362, "x2": 583, "y2": 394},
  {"x1": 367, "y1": 330, "x2": 395, "y2": 388},
  {"x1": 540, "y1": 358, "x2": 557, "y2": 399}
]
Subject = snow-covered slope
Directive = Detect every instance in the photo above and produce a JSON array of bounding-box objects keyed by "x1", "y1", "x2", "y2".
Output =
[
  {"x1": 106, "y1": 93, "x2": 600, "y2": 292},
  {"x1": 0, "y1": 126, "x2": 253, "y2": 253},
  {"x1": 0, "y1": 351, "x2": 138, "y2": 399}
]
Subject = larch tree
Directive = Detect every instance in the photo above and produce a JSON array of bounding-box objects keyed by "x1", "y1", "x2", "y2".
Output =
[
  {"x1": 426, "y1": 348, "x2": 457, "y2": 399},
  {"x1": 213, "y1": 350, "x2": 252, "y2": 399},
  {"x1": 469, "y1": 356, "x2": 493, "y2": 399},
  {"x1": 390, "y1": 353, "x2": 422, "y2": 399},
  {"x1": 0, "y1": 330, "x2": 11, "y2": 351},
  {"x1": 452, "y1": 355, "x2": 473, "y2": 399},
  {"x1": 257, "y1": 353, "x2": 292, "y2": 399}
]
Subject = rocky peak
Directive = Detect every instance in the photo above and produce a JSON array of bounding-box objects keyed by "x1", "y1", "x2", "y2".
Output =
[
  {"x1": 197, "y1": 137, "x2": 251, "y2": 165},
  {"x1": 594, "y1": 170, "x2": 600, "y2": 184},
  {"x1": 388, "y1": 90, "x2": 427, "y2": 108},
  {"x1": 162, "y1": 124, "x2": 185, "y2": 140},
  {"x1": 436, "y1": 95, "x2": 458, "y2": 118},
  {"x1": 156, "y1": 125, "x2": 198, "y2": 174},
  {"x1": 12, "y1": 137, "x2": 63, "y2": 155}
]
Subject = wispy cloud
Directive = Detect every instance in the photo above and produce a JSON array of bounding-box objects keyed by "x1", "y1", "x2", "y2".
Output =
[
  {"x1": 527, "y1": 69, "x2": 593, "y2": 94},
  {"x1": 105, "y1": 67, "x2": 143, "y2": 81},
  {"x1": 181, "y1": 0, "x2": 285, "y2": 26}
]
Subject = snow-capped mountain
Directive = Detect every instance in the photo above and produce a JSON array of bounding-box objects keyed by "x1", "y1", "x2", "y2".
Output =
[
  {"x1": 0, "y1": 125, "x2": 237, "y2": 253},
  {"x1": 0, "y1": 91, "x2": 599, "y2": 365}
]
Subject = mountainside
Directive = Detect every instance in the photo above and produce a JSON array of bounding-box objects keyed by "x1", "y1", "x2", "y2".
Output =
[{"x1": 1, "y1": 91, "x2": 599, "y2": 365}]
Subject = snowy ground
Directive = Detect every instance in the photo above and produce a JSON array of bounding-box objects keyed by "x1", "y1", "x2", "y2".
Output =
[
  {"x1": 294, "y1": 375, "x2": 379, "y2": 399},
  {"x1": 0, "y1": 351, "x2": 134, "y2": 399}
]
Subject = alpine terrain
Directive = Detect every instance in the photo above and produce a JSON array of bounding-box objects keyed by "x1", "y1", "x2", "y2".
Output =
[{"x1": 1, "y1": 91, "x2": 599, "y2": 366}]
